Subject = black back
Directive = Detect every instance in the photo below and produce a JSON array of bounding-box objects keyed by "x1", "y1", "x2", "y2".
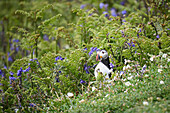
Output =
[{"x1": 101, "y1": 57, "x2": 112, "y2": 78}]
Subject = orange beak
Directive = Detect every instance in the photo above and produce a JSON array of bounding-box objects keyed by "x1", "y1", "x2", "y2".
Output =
[{"x1": 96, "y1": 54, "x2": 102, "y2": 61}]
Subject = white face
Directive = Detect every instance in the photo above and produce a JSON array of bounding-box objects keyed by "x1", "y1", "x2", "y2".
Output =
[{"x1": 99, "y1": 50, "x2": 108, "y2": 59}]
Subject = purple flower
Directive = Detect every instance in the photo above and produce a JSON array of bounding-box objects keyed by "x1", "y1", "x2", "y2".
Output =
[
  {"x1": 8, "y1": 56, "x2": 13, "y2": 62},
  {"x1": 104, "y1": 4, "x2": 108, "y2": 9},
  {"x1": 10, "y1": 72, "x2": 14, "y2": 76},
  {"x1": 59, "y1": 71, "x2": 61, "y2": 73},
  {"x1": 122, "y1": 19, "x2": 126, "y2": 22},
  {"x1": 13, "y1": 39, "x2": 19, "y2": 43},
  {"x1": 103, "y1": 11, "x2": 109, "y2": 17},
  {"x1": 110, "y1": 63, "x2": 114, "y2": 68},
  {"x1": 9, "y1": 76, "x2": 16, "y2": 81},
  {"x1": 17, "y1": 67, "x2": 22, "y2": 76},
  {"x1": 167, "y1": 28, "x2": 170, "y2": 30},
  {"x1": 0, "y1": 70, "x2": 2, "y2": 75},
  {"x1": 30, "y1": 59, "x2": 34, "y2": 62},
  {"x1": 111, "y1": 8, "x2": 117, "y2": 17},
  {"x1": 120, "y1": 1, "x2": 125, "y2": 5},
  {"x1": 30, "y1": 103, "x2": 36, "y2": 107},
  {"x1": 23, "y1": 67, "x2": 31, "y2": 73},
  {"x1": 99, "y1": 3, "x2": 105, "y2": 9},
  {"x1": 4, "y1": 65, "x2": 7, "y2": 69},
  {"x1": 122, "y1": 10, "x2": 127, "y2": 15},
  {"x1": 43, "y1": 34, "x2": 49, "y2": 41},
  {"x1": 84, "y1": 63, "x2": 90, "y2": 74},
  {"x1": 55, "y1": 77, "x2": 59, "y2": 82},
  {"x1": 80, "y1": 4, "x2": 86, "y2": 9},
  {"x1": 55, "y1": 56, "x2": 64, "y2": 61},
  {"x1": 139, "y1": 28, "x2": 142, "y2": 33},
  {"x1": 88, "y1": 47, "x2": 99, "y2": 56},
  {"x1": 80, "y1": 79, "x2": 86, "y2": 84},
  {"x1": 156, "y1": 34, "x2": 160, "y2": 38},
  {"x1": 127, "y1": 42, "x2": 135, "y2": 47}
]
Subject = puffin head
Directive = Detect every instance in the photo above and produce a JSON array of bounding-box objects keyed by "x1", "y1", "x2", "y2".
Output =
[{"x1": 96, "y1": 50, "x2": 108, "y2": 61}]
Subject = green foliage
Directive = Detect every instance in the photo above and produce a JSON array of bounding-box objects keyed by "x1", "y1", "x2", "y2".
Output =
[{"x1": 0, "y1": 0, "x2": 169, "y2": 112}]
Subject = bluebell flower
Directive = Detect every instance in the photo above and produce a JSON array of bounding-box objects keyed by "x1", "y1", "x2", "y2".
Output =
[
  {"x1": 80, "y1": 79, "x2": 86, "y2": 84},
  {"x1": 103, "y1": 11, "x2": 109, "y2": 17},
  {"x1": 122, "y1": 19, "x2": 126, "y2": 22},
  {"x1": 0, "y1": 70, "x2": 2, "y2": 75},
  {"x1": 80, "y1": 4, "x2": 86, "y2": 9},
  {"x1": 9, "y1": 76, "x2": 17, "y2": 80},
  {"x1": 128, "y1": 42, "x2": 135, "y2": 47},
  {"x1": 4, "y1": 65, "x2": 7, "y2": 69},
  {"x1": 34, "y1": 58, "x2": 38, "y2": 61},
  {"x1": 122, "y1": 10, "x2": 127, "y2": 15},
  {"x1": 30, "y1": 103, "x2": 36, "y2": 107},
  {"x1": 88, "y1": 47, "x2": 99, "y2": 56},
  {"x1": 10, "y1": 72, "x2": 14, "y2": 76},
  {"x1": 104, "y1": 4, "x2": 108, "y2": 9},
  {"x1": 139, "y1": 28, "x2": 142, "y2": 33},
  {"x1": 13, "y1": 39, "x2": 19, "y2": 43},
  {"x1": 111, "y1": 8, "x2": 117, "y2": 17},
  {"x1": 55, "y1": 77, "x2": 59, "y2": 82},
  {"x1": 59, "y1": 71, "x2": 61, "y2": 73},
  {"x1": 167, "y1": 28, "x2": 170, "y2": 30},
  {"x1": 99, "y1": 3, "x2": 105, "y2": 9},
  {"x1": 8, "y1": 56, "x2": 13, "y2": 62},
  {"x1": 43, "y1": 34, "x2": 49, "y2": 41},
  {"x1": 137, "y1": 33, "x2": 139, "y2": 38},
  {"x1": 120, "y1": 1, "x2": 125, "y2": 5},
  {"x1": 0, "y1": 83, "x2": 2, "y2": 86},
  {"x1": 30, "y1": 59, "x2": 34, "y2": 62},
  {"x1": 156, "y1": 34, "x2": 160, "y2": 38},
  {"x1": 23, "y1": 67, "x2": 31, "y2": 73},
  {"x1": 16, "y1": 46, "x2": 19, "y2": 52},
  {"x1": 84, "y1": 63, "x2": 90, "y2": 74},
  {"x1": 17, "y1": 67, "x2": 22, "y2": 76},
  {"x1": 109, "y1": 63, "x2": 114, "y2": 68}
]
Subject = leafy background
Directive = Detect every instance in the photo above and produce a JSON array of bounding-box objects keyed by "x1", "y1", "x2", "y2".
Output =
[{"x1": 0, "y1": 0, "x2": 169, "y2": 112}]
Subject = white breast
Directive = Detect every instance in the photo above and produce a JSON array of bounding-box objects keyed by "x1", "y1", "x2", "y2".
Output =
[{"x1": 94, "y1": 62, "x2": 112, "y2": 80}]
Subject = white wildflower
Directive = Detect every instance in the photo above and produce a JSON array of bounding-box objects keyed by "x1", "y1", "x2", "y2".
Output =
[
  {"x1": 150, "y1": 56, "x2": 155, "y2": 61},
  {"x1": 92, "y1": 87, "x2": 96, "y2": 91},
  {"x1": 158, "y1": 69, "x2": 162, "y2": 73},
  {"x1": 127, "y1": 76, "x2": 133, "y2": 80},
  {"x1": 143, "y1": 101, "x2": 149, "y2": 105},
  {"x1": 160, "y1": 80, "x2": 164, "y2": 84},
  {"x1": 122, "y1": 78, "x2": 127, "y2": 81},
  {"x1": 15, "y1": 109, "x2": 19, "y2": 113},
  {"x1": 162, "y1": 54, "x2": 167, "y2": 58},
  {"x1": 125, "y1": 81, "x2": 131, "y2": 86},
  {"x1": 168, "y1": 59, "x2": 170, "y2": 62},
  {"x1": 126, "y1": 64, "x2": 131, "y2": 69},
  {"x1": 145, "y1": 74, "x2": 149, "y2": 77},
  {"x1": 67, "y1": 92, "x2": 74, "y2": 98},
  {"x1": 125, "y1": 59, "x2": 127, "y2": 64},
  {"x1": 123, "y1": 66, "x2": 126, "y2": 71},
  {"x1": 79, "y1": 99, "x2": 85, "y2": 103},
  {"x1": 105, "y1": 94, "x2": 109, "y2": 97}
]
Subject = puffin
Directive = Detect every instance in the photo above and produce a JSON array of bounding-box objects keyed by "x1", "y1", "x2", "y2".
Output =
[{"x1": 94, "y1": 50, "x2": 112, "y2": 80}]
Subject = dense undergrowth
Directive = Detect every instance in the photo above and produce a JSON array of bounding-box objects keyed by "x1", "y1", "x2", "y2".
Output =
[{"x1": 0, "y1": 0, "x2": 169, "y2": 112}]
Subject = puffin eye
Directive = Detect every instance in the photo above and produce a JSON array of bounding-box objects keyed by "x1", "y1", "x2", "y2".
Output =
[{"x1": 102, "y1": 51, "x2": 105, "y2": 54}]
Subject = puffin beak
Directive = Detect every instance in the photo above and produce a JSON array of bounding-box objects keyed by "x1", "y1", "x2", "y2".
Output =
[
  {"x1": 96, "y1": 54, "x2": 99, "y2": 61},
  {"x1": 96, "y1": 54, "x2": 102, "y2": 61}
]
